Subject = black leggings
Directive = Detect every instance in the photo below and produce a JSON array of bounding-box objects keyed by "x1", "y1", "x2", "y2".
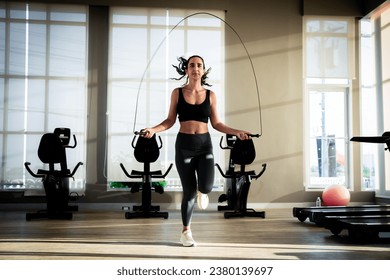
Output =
[{"x1": 175, "y1": 132, "x2": 214, "y2": 227}]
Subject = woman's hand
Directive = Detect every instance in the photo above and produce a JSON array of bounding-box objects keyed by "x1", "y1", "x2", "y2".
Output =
[
  {"x1": 139, "y1": 128, "x2": 155, "y2": 138},
  {"x1": 236, "y1": 131, "x2": 251, "y2": 140}
]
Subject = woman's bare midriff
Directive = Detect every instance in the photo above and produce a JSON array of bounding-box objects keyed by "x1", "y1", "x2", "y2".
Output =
[{"x1": 179, "y1": 121, "x2": 209, "y2": 134}]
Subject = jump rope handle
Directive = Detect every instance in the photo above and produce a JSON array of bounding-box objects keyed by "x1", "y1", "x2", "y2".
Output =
[
  {"x1": 247, "y1": 133, "x2": 260, "y2": 138},
  {"x1": 134, "y1": 130, "x2": 147, "y2": 137}
]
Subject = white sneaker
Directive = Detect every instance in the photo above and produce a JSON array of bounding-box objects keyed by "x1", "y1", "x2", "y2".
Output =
[
  {"x1": 197, "y1": 191, "x2": 209, "y2": 210},
  {"x1": 180, "y1": 230, "x2": 196, "y2": 247}
]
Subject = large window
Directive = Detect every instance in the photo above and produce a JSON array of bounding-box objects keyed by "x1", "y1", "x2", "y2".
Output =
[
  {"x1": 0, "y1": 2, "x2": 87, "y2": 194},
  {"x1": 359, "y1": 3, "x2": 390, "y2": 196},
  {"x1": 107, "y1": 8, "x2": 225, "y2": 190},
  {"x1": 359, "y1": 19, "x2": 380, "y2": 191},
  {"x1": 304, "y1": 17, "x2": 354, "y2": 190}
]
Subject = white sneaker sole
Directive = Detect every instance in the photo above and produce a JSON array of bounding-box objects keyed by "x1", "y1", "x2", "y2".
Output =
[{"x1": 197, "y1": 192, "x2": 209, "y2": 210}]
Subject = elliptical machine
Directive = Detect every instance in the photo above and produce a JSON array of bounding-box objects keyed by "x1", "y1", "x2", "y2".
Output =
[
  {"x1": 24, "y1": 128, "x2": 83, "y2": 221},
  {"x1": 215, "y1": 134, "x2": 267, "y2": 218},
  {"x1": 120, "y1": 131, "x2": 173, "y2": 219}
]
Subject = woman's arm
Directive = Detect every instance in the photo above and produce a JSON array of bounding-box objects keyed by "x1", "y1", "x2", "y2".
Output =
[
  {"x1": 209, "y1": 90, "x2": 251, "y2": 140},
  {"x1": 142, "y1": 89, "x2": 178, "y2": 138}
]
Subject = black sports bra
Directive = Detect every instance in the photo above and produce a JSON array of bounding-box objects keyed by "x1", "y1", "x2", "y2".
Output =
[{"x1": 177, "y1": 88, "x2": 211, "y2": 123}]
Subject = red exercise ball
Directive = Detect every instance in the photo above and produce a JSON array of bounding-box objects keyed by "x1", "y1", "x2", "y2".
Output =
[{"x1": 321, "y1": 185, "x2": 350, "y2": 206}]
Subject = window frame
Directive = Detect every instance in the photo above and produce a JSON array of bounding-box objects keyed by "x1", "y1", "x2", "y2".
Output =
[
  {"x1": 106, "y1": 8, "x2": 226, "y2": 192},
  {"x1": 0, "y1": 2, "x2": 88, "y2": 194},
  {"x1": 303, "y1": 16, "x2": 354, "y2": 191},
  {"x1": 358, "y1": 4, "x2": 390, "y2": 197},
  {"x1": 304, "y1": 83, "x2": 352, "y2": 190}
]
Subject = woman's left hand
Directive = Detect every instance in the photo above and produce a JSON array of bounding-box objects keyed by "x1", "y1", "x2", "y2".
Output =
[{"x1": 237, "y1": 131, "x2": 250, "y2": 140}]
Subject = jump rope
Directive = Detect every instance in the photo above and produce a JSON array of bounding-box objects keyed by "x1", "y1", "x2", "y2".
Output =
[
  {"x1": 104, "y1": 12, "x2": 263, "y2": 179},
  {"x1": 131, "y1": 12, "x2": 263, "y2": 137}
]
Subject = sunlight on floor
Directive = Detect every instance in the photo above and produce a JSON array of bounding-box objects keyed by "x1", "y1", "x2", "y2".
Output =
[{"x1": 1, "y1": 237, "x2": 389, "y2": 260}]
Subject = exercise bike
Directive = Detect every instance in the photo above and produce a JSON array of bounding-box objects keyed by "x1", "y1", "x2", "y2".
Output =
[
  {"x1": 24, "y1": 128, "x2": 83, "y2": 221},
  {"x1": 120, "y1": 131, "x2": 173, "y2": 219},
  {"x1": 215, "y1": 134, "x2": 267, "y2": 219}
]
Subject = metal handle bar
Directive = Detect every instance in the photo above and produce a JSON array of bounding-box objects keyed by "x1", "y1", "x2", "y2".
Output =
[
  {"x1": 24, "y1": 161, "x2": 83, "y2": 179},
  {"x1": 215, "y1": 163, "x2": 266, "y2": 180},
  {"x1": 219, "y1": 133, "x2": 260, "y2": 150},
  {"x1": 64, "y1": 135, "x2": 77, "y2": 149},
  {"x1": 219, "y1": 136, "x2": 232, "y2": 150},
  {"x1": 69, "y1": 162, "x2": 83, "y2": 178},
  {"x1": 154, "y1": 163, "x2": 173, "y2": 179},
  {"x1": 120, "y1": 163, "x2": 173, "y2": 179},
  {"x1": 132, "y1": 131, "x2": 162, "y2": 149},
  {"x1": 24, "y1": 162, "x2": 45, "y2": 178}
]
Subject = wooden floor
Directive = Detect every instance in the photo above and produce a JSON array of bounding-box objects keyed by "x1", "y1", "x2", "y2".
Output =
[{"x1": 0, "y1": 204, "x2": 389, "y2": 260}]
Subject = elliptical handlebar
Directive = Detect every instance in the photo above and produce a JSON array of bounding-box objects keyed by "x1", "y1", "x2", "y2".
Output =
[
  {"x1": 132, "y1": 131, "x2": 162, "y2": 149},
  {"x1": 252, "y1": 163, "x2": 267, "y2": 179},
  {"x1": 215, "y1": 163, "x2": 229, "y2": 178},
  {"x1": 120, "y1": 161, "x2": 173, "y2": 179},
  {"x1": 24, "y1": 161, "x2": 83, "y2": 179},
  {"x1": 64, "y1": 134, "x2": 77, "y2": 149},
  {"x1": 119, "y1": 163, "x2": 173, "y2": 179},
  {"x1": 24, "y1": 162, "x2": 45, "y2": 178},
  {"x1": 219, "y1": 133, "x2": 260, "y2": 150},
  {"x1": 219, "y1": 136, "x2": 232, "y2": 150},
  {"x1": 69, "y1": 162, "x2": 83, "y2": 178},
  {"x1": 119, "y1": 163, "x2": 140, "y2": 178},
  {"x1": 215, "y1": 162, "x2": 267, "y2": 180},
  {"x1": 215, "y1": 132, "x2": 265, "y2": 180},
  {"x1": 121, "y1": 130, "x2": 171, "y2": 179},
  {"x1": 153, "y1": 163, "x2": 173, "y2": 179}
]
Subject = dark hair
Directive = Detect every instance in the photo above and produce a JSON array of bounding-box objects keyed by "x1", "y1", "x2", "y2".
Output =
[{"x1": 171, "y1": 55, "x2": 212, "y2": 86}]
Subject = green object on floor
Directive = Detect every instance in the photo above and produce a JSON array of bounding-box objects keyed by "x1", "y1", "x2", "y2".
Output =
[{"x1": 109, "y1": 181, "x2": 166, "y2": 189}]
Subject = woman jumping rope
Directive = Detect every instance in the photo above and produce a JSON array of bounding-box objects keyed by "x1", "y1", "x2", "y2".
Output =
[{"x1": 141, "y1": 55, "x2": 251, "y2": 247}]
